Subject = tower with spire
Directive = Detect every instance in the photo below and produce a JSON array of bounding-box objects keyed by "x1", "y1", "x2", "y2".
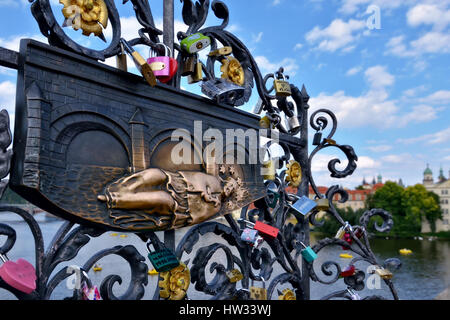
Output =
[
  {"x1": 423, "y1": 164, "x2": 434, "y2": 185},
  {"x1": 377, "y1": 173, "x2": 382, "y2": 184},
  {"x1": 438, "y1": 166, "x2": 447, "y2": 183}
]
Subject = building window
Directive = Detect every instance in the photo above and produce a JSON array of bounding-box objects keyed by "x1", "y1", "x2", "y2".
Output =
[{"x1": 443, "y1": 219, "x2": 449, "y2": 225}]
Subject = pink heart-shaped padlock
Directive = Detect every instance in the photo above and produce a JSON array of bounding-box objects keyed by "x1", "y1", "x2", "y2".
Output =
[{"x1": 0, "y1": 259, "x2": 37, "y2": 294}]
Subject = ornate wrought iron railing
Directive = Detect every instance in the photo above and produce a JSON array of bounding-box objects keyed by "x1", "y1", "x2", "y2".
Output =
[{"x1": 0, "y1": 0, "x2": 400, "y2": 300}]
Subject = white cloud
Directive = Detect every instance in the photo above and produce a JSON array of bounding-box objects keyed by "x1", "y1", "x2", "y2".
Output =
[
  {"x1": 310, "y1": 65, "x2": 440, "y2": 129},
  {"x1": 423, "y1": 90, "x2": 450, "y2": 105},
  {"x1": 407, "y1": 4, "x2": 450, "y2": 31},
  {"x1": 339, "y1": 0, "x2": 415, "y2": 15},
  {"x1": 272, "y1": 0, "x2": 282, "y2": 6},
  {"x1": 252, "y1": 32, "x2": 263, "y2": 44},
  {"x1": 398, "y1": 127, "x2": 450, "y2": 145},
  {"x1": 305, "y1": 19, "x2": 366, "y2": 52},
  {"x1": 366, "y1": 145, "x2": 392, "y2": 152},
  {"x1": 254, "y1": 56, "x2": 299, "y2": 77},
  {"x1": 293, "y1": 43, "x2": 303, "y2": 51},
  {"x1": 346, "y1": 66, "x2": 362, "y2": 76},
  {"x1": 364, "y1": 65, "x2": 394, "y2": 88}
]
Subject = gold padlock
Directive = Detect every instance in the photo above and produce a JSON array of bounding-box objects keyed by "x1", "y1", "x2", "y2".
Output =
[
  {"x1": 274, "y1": 74, "x2": 291, "y2": 97},
  {"x1": 375, "y1": 267, "x2": 393, "y2": 280},
  {"x1": 226, "y1": 269, "x2": 243, "y2": 283},
  {"x1": 315, "y1": 198, "x2": 329, "y2": 211},
  {"x1": 116, "y1": 43, "x2": 127, "y2": 72},
  {"x1": 250, "y1": 278, "x2": 267, "y2": 300},
  {"x1": 259, "y1": 116, "x2": 271, "y2": 129},
  {"x1": 120, "y1": 39, "x2": 156, "y2": 87},
  {"x1": 208, "y1": 46, "x2": 233, "y2": 57},
  {"x1": 188, "y1": 61, "x2": 203, "y2": 84},
  {"x1": 182, "y1": 55, "x2": 195, "y2": 77}
]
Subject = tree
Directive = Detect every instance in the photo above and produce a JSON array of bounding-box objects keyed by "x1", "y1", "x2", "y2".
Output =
[
  {"x1": 366, "y1": 181, "x2": 442, "y2": 235},
  {"x1": 402, "y1": 184, "x2": 442, "y2": 233}
]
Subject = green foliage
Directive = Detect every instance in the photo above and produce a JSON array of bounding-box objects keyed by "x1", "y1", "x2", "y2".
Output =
[
  {"x1": 0, "y1": 186, "x2": 28, "y2": 204},
  {"x1": 366, "y1": 182, "x2": 442, "y2": 235}
]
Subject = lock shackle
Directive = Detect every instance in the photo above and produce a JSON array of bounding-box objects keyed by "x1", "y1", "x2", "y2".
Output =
[
  {"x1": 150, "y1": 43, "x2": 172, "y2": 58},
  {"x1": 343, "y1": 221, "x2": 353, "y2": 232},
  {"x1": 79, "y1": 268, "x2": 93, "y2": 290},
  {"x1": 251, "y1": 275, "x2": 266, "y2": 288}
]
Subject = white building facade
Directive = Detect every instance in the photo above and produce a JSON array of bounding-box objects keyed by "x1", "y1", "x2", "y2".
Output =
[{"x1": 421, "y1": 165, "x2": 450, "y2": 233}]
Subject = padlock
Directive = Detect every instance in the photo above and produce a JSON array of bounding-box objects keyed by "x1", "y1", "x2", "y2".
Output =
[
  {"x1": 315, "y1": 198, "x2": 329, "y2": 211},
  {"x1": 188, "y1": 59, "x2": 203, "y2": 84},
  {"x1": 146, "y1": 241, "x2": 180, "y2": 273},
  {"x1": 313, "y1": 127, "x2": 323, "y2": 146},
  {"x1": 120, "y1": 38, "x2": 156, "y2": 87},
  {"x1": 250, "y1": 277, "x2": 267, "y2": 300},
  {"x1": 208, "y1": 46, "x2": 233, "y2": 57},
  {"x1": 274, "y1": 73, "x2": 291, "y2": 97},
  {"x1": 226, "y1": 269, "x2": 243, "y2": 283},
  {"x1": 252, "y1": 235, "x2": 265, "y2": 249},
  {"x1": 116, "y1": 42, "x2": 127, "y2": 72},
  {"x1": 299, "y1": 242, "x2": 317, "y2": 263},
  {"x1": 335, "y1": 226, "x2": 346, "y2": 240},
  {"x1": 374, "y1": 267, "x2": 393, "y2": 280},
  {"x1": 181, "y1": 55, "x2": 196, "y2": 76},
  {"x1": 148, "y1": 43, "x2": 172, "y2": 77},
  {"x1": 158, "y1": 56, "x2": 179, "y2": 84},
  {"x1": 290, "y1": 196, "x2": 317, "y2": 216},
  {"x1": 266, "y1": 181, "x2": 280, "y2": 209},
  {"x1": 287, "y1": 115, "x2": 300, "y2": 132},
  {"x1": 340, "y1": 265, "x2": 356, "y2": 278},
  {"x1": 201, "y1": 78, "x2": 245, "y2": 105},
  {"x1": 181, "y1": 33, "x2": 211, "y2": 54},
  {"x1": 259, "y1": 116, "x2": 271, "y2": 129},
  {"x1": 0, "y1": 253, "x2": 37, "y2": 294},
  {"x1": 241, "y1": 228, "x2": 259, "y2": 243},
  {"x1": 240, "y1": 219, "x2": 279, "y2": 239},
  {"x1": 343, "y1": 232, "x2": 353, "y2": 250}
]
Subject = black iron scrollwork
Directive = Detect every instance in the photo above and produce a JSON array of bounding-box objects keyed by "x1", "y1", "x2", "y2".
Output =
[{"x1": 0, "y1": 1, "x2": 400, "y2": 301}]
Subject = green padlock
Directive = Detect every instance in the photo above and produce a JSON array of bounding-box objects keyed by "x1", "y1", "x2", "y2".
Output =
[
  {"x1": 299, "y1": 242, "x2": 317, "y2": 263},
  {"x1": 181, "y1": 33, "x2": 211, "y2": 54},
  {"x1": 146, "y1": 241, "x2": 180, "y2": 273}
]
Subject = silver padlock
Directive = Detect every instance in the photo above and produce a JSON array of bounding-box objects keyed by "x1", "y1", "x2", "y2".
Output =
[
  {"x1": 201, "y1": 78, "x2": 245, "y2": 105},
  {"x1": 287, "y1": 115, "x2": 300, "y2": 131}
]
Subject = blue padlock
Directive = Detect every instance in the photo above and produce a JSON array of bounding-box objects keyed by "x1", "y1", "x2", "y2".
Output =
[
  {"x1": 290, "y1": 196, "x2": 317, "y2": 216},
  {"x1": 300, "y1": 242, "x2": 317, "y2": 263}
]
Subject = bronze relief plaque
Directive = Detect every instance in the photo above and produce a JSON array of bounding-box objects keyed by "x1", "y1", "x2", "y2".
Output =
[{"x1": 9, "y1": 40, "x2": 266, "y2": 232}]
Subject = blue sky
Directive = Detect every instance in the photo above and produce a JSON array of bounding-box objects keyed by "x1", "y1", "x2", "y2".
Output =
[{"x1": 0, "y1": 0, "x2": 449, "y2": 189}]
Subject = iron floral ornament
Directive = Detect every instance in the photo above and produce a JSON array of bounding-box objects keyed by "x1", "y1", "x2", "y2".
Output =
[{"x1": 0, "y1": 0, "x2": 401, "y2": 300}]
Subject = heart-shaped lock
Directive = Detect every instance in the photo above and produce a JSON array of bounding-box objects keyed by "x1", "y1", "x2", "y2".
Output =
[
  {"x1": 158, "y1": 57, "x2": 178, "y2": 84},
  {"x1": 0, "y1": 258, "x2": 37, "y2": 294}
]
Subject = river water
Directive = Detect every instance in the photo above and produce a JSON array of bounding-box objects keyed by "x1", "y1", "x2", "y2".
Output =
[{"x1": 0, "y1": 212, "x2": 448, "y2": 300}]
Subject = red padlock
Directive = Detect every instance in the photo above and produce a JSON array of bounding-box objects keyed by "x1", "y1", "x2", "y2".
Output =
[
  {"x1": 254, "y1": 221, "x2": 279, "y2": 239},
  {"x1": 340, "y1": 265, "x2": 356, "y2": 278},
  {"x1": 158, "y1": 58, "x2": 178, "y2": 84},
  {"x1": 342, "y1": 232, "x2": 353, "y2": 250}
]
